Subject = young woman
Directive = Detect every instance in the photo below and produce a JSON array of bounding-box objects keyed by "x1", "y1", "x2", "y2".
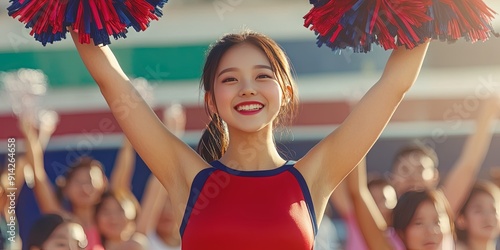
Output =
[
  {"x1": 389, "y1": 96, "x2": 500, "y2": 214},
  {"x1": 347, "y1": 158, "x2": 453, "y2": 250},
  {"x1": 141, "y1": 175, "x2": 181, "y2": 250},
  {"x1": 340, "y1": 95, "x2": 499, "y2": 249},
  {"x1": 330, "y1": 174, "x2": 400, "y2": 250},
  {"x1": 70, "y1": 27, "x2": 429, "y2": 248},
  {"x1": 94, "y1": 104, "x2": 185, "y2": 250},
  {"x1": 392, "y1": 190, "x2": 453, "y2": 250},
  {"x1": 456, "y1": 181, "x2": 500, "y2": 250}
]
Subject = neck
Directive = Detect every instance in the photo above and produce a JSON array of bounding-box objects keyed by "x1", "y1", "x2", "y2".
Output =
[
  {"x1": 467, "y1": 237, "x2": 496, "y2": 250},
  {"x1": 72, "y1": 205, "x2": 94, "y2": 227},
  {"x1": 157, "y1": 229, "x2": 181, "y2": 247},
  {"x1": 221, "y1": 126, "x2": 285, "y2": 171}
]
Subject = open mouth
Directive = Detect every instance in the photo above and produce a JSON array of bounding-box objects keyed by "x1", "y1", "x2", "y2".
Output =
[
  {"x1": 234, "y1": 102, "x2": 264, "y2": 114},
  {"x1": 236, "y1": 104, "x2": 263, "y2": 111}
]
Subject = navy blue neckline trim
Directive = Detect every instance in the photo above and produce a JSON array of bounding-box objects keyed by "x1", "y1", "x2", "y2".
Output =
[
  {"x1": 288, "y1": 167, "x2": 319, "y2": 236},
  {"x1": 209, "y1": 160, "x2": 296, "y2": 177},
  {"x1": 179, "y1": 168, "x2": 215, "y2": 237}
]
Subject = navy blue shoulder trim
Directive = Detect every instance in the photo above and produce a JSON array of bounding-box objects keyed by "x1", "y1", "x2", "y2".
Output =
[
  {"x1": 210, "y1": 160, "x2": 295, "y2": 177},
  {"x1": 288, "y1": 167, "x2": 319, "y2": 236},
  {"x1": 179, "y1": 167, "x2": 215, "y2": 237}
]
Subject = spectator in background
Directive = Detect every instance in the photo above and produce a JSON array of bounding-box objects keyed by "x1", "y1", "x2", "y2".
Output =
[
  {"x1": 331, "y1": 162, "x2": 404, "y2": 250},
  {"x1": 456, "y1": 181, "x2": 500, "y2": 250},
  {"x1": 343, "y1": 95, "x2": 499, "y2": 249},
  {"x1": 389, "y1": 92, "x2": 498, "y2": 210},
  {"x1": 22, "y1": 113, "x2": 115, "y2": 250},
  {"x1": 142, "y1": 176, "x2": 181, "y2": 250},
  {"x1": 27, "y1": 213, "x2": 87, "y2": 250},
  {"x1": 143, "y1": 104, "x2": 185, "y2": 250},
  {"x1": 94, "y1": 104, "x2": 186, "y2": 250},
  {"x1": 347, "y1": 159, "x2": 453, "y2": 250}
]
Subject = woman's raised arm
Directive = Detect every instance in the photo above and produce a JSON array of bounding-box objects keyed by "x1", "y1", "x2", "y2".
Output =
[
  {"x1": 70, "y1": 32, "x2": 206, "y2": 192},
  {"x1": 441, "y1": 95, "x2": 499, "y2": 216},
  {"x1": 299, "y1": 41, "x2": 430, "y2": 196},
  {"x1": 347, "y1": 160, "x2": 393, "y2": 250},
  {"x1": 20, "y1": 118, "x2": 62, "y2": 215},
  {"x1": 109, "y1": 137, "x2": 135, "y2": 192}
]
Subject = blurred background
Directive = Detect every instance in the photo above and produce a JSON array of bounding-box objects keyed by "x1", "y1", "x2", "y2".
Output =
[{"x1": 0, "y1": 0, "x2": 499, "y2": 248}]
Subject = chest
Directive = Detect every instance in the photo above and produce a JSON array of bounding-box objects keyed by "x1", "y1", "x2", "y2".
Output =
[{"x1": 181, "y1": 170, "x2": 315, "y2": 250}]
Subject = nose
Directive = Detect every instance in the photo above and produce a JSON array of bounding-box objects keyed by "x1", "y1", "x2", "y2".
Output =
[
  {"x1": 239, "y1": 79, "x2": 257, "y2": 97},
  {"x1": 427, "y1": 224, "x2": 441, "y2": 236},
  {"x1": 81, "y1": 183, "x2": 95, "y2": 195}
]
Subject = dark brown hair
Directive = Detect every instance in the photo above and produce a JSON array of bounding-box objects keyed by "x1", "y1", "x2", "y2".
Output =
[
  {"x1": 456, "y1": 181, "x2": 500, "y2": 244},
  {"x1": 393, "y1": 190, "x2": 453, "y2": 242},
  {"x1": 367, "y1": 176, "x2": 391, "y2": 190},
  {"x1": 392, "y1": 143, "x2": 439, "y2": 171},
  {"x1": 196, "y1": 31, "x2": 298, "y2": 162},
  {"x1": 28, "y1": 214, "x2": 87, "y2": 249},
  {"x1": 95, "y1": 190, "x2": 141, "y2": 245},
  {"x1": 56, "y1": 156, "x2": 107, "y2": 204}
]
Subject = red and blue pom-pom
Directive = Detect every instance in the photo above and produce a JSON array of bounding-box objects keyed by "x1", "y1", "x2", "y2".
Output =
[
  {"x1": 8, "y1": 0, "x2": 69, "y2": 46},
  {"x1": 305, "y1": 0, "x2": 498, "y2": 53},
  {"x1": 420, "y1": 0, "x2": 498, "y2": 42},
  {"x1": 8, "y1": 0, "x2": 168, "y2": 46}
]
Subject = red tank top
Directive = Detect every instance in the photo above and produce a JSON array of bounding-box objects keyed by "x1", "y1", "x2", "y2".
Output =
[{"x1": 180, "y1": 160, "x2": 317, "y2": 250}]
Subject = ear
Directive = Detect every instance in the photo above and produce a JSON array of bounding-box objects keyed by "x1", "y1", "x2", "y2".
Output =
[
  {"x1": 56, "y1": 176, "x2": 67, "y2": 196},
  {"x1": 456, "y1": 215, "x2": 467, "y2": 230}
]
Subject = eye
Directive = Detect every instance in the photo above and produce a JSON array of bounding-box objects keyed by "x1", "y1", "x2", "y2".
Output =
[
  {"x1": 222, "y1": 77, "x2": 237, "y2": 83},
  {"x1": 257, "y1": 74, "x2": 273, "y2": 79},
  {"x1": 55, "y1": 241, "x2": 68, "y2": 247}
]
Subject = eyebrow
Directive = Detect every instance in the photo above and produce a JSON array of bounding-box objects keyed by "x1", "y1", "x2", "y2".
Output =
[
  {"x1": 52, "y1": 234, "x2": 68, "y2": 240},
  {"x1": 217, "y1": 65, "x2": 273, "y2": 78}
]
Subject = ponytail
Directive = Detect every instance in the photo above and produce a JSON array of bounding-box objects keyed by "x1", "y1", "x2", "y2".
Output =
[{"x1": 197, "y1": 114, "x2": 228, "y2": 162}]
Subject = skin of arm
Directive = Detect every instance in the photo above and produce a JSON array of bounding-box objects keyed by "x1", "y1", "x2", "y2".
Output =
[
  {"x1": 329, "y1": 180, "x2": 353, "y2": 219},
  {"x1": 135, "y1": 175, "x2": 167, "y2": 235},
  {"x1": 296, "y1": 41, "x2": 431, "y2": 220},
  {"x1": 20, "y1": 117, "x2": 63, "y2": 214},
  {"x1": 347, "y1": 159, "x2": 393, "y2": 250},
  {"x1": 441, "y1": 95, "x2": 500, "y2": 216},
  {"x1": 71, "y1": 32, "x2": 207, "y2": 225},
  {"x1": 110, "y1": 137, "x2": 136, "y2": 192}
]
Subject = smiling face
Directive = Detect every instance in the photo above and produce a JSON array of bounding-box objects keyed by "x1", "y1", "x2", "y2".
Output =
[
  {"x1": 460, "y1": 192, "x2": 500, "y2": 241},
  {"x1": 213, "y1": 43, "x2": 286, "y2": 133},
  {"x1": 95, "y1": 192, "x2": 138, "y2": 242},
  {"x1": 96, "y1": 196, "x2": 130, "y2": 240},
  {"x1": 198, "y1": 31, "x2": 298, "y2": 162},
  {"x1": 390, "y1": 152, "x2": 439, "y2": 197},
  {"x1": 64, "y1": 166, "x2": 106, "y2": 208},
  {"x1": 457, "y1": 183, "x2": 500, "y2": 244}
]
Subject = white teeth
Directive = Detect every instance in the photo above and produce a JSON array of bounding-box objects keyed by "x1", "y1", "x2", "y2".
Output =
[{"x1": 236, "y1": 104, "x2": 263, "y2": 111}]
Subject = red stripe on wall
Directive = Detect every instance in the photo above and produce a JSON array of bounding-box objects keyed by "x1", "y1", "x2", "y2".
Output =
[{"x1": 0, "y1": 98, "x2": 484, "y2": 140}]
